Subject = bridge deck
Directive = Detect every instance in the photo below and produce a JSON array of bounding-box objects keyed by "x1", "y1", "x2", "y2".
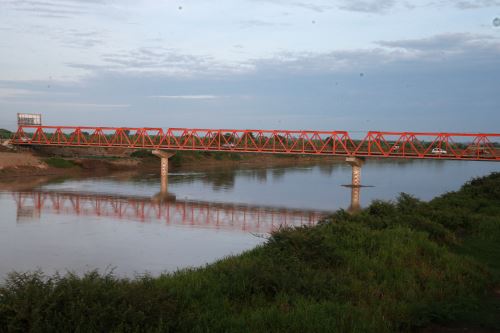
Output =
[{"x1": 11, "y1": 126, "x2": 500, "y2": 161}]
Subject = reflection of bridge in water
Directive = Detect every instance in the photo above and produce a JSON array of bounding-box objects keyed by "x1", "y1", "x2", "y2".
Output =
[{"x1": 13, "y1": 191, "x2": 334, "y2": 234}]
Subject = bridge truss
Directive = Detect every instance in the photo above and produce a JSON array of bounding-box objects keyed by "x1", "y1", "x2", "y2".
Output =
[{"x1": 12, "y1": 126, "x2": 500, "y2": 161}]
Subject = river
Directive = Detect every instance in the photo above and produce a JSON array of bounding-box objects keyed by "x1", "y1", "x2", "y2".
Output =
[{"x1": 0, "y1": 159, "x2": 498, "y2": 279}]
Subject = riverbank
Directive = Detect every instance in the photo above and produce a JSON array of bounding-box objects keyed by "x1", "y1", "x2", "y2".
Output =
[
  {"x1": 0, "y1": 173, "x2": 498, "y2": 332},
  {"x1": 0, "y1": 148, "x2": 345, "y2": 180}
]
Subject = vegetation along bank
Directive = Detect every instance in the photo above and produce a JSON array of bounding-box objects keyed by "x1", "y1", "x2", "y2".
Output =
[{"x1": 0, "y1": 173, "x2": 499, "y2": 332}]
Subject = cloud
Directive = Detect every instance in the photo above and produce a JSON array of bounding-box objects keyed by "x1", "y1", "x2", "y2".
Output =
[
  {"x1": 254, "y1": 0, "x2": 398, "y2": 13},
  {"x1": 425, "y1": 0, "x2": 500, "y2": 10},
  {"x1": 4, "y1": 0, "x2": 108, "y2": 18},
  {"x1": 233, "y1": 33, "x2": 500, "y2": 80},
  {"x1": 376, "y1": 33, "x2": 500, "y2": 57},
  {"x1": 1, "y1": 101, "x2": 130, "y2": 108},
  {"x1": 0, "y1": 81, "x2": 77, "y2": 100},
  {"x1": 378, "y1": 33, "x2": 490, "y2": 48},
  {"x1": 6, "y1": 0, "x2": 84, "y2": 18},
  {"x1": 338, "y1": 0, "x2": 397, "y2": 13},
  {"x1": 60, "y1": 29, "x2": 105, "y2": 49},
  {"x1": 148, "y1": 95, "x2": 220, "y2": 100},
  {"x1": 255, "y1": 0, "x2": 500, "y2": 13},
  {"x1": 338, "y1": 0, "x2": 500, "y2": 13},
  {"x1": 1, "y1": 31, "x2": 499, "y2": 132},
  {"x1": 291, "y1": 2, "x2": 331, "y2": 12},
  {"x1": 0, "y1": 88, "x2": 43, "y2": 99},
  {"x1": 61, "y1": 33, "x2": 500, "y2": 80},
  {"x1": 66, "y1": 47, "x2": 254, "y2": 77},
  {"x1": 239, "y1": 19, "x2": 288, "y2": 28},
  {"x1": 452, "y1": 0, "x2": 500, "y2": 9}
]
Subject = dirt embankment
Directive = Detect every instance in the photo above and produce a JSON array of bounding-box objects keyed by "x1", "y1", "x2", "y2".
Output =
[
  {"x1": 0, "y1": 152, "x2": 46, "y2": 170},
  {"x1": 0, "y1": 150, "x2": 144, "y2": 180},
  {"x1": 0, "y1": 147, "x2": 346, "y2": 181}
]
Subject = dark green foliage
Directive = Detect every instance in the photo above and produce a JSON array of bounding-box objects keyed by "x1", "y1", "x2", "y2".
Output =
[
  {"x1": 212, "y1": 152, "x2": 224, "y2": 160},
  {"x1": 1, "y1": 173, "x2": 499, "y2": 332},
  {"x1": 169, "y1": 152, "x2": 183, "y2": 166},
  {"x1": 130, "y1": 149, "x2": 153, "y2": 158},
  {"x1": 168, "y1": 151, "x2": 242, "y2": 166},
  {"x1": 0, "y1": 128, "x2": 12, "y2": 139},
  {"x1": 44, "y1": 157, "x2": 76, "y2": 168},
  {"x1": 129, "y1": 149, "x2": 244, "y2": 166},
  {"x1": 229, "y1": 153, "x2": 242, "y2": 161},
  {"x1": 0, "y1": 271, "x2": 178, "y2": 332}
]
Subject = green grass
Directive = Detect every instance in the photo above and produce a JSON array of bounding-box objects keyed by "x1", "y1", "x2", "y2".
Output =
[
  {"x1": 449, "y1": 215, "x2": 500, "y2": 328},
  {"x1": 0, "y1": 173, "x2": 499, "y2": 332},
  {"x1": 44, "y1": 157, "x2": 77, "y2": 168}
]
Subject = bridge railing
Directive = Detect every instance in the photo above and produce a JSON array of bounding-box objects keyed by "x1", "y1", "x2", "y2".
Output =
[{"x1": 11, "y1": 126, "x2": 500, "y2": 161}]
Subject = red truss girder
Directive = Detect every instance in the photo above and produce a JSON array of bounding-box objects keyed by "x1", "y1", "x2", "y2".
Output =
[
  {"x1": 13, "y1": 192, "x2": 325, "y2": 234},
  {"x1": 12, "y1": 126, "x2": 500, "y2": 161}
]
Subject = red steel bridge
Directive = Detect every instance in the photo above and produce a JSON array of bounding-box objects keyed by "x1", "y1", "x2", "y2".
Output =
[
  {"x1": 13, "y1": 191, "x2": 325, "y2": 234},
  {"x1": 11, "y1": 125, "x2": 500, "y2": 161}
]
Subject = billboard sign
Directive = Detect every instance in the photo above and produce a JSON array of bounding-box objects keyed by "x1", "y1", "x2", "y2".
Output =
[{"x1": 17, "y1": 113, "x2": 42, "y2": 126}]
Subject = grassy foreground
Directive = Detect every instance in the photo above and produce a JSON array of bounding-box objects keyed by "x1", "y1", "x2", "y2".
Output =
[{"x1": 1, "y1": 173, "x2": 499, "y2": 332}]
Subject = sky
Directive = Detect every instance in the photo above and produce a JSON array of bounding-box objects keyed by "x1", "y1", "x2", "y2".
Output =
[{"x1": 0, "y1": 0, "x2": 499, "y2": 132}]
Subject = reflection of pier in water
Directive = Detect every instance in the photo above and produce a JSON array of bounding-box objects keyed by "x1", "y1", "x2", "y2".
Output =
[{"x1": 13, "y1": 191, "x2": 333, "y2": 234}]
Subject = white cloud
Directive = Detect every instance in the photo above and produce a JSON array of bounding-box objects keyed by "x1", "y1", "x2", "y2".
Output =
[
  {"x1": 452, "y1": 0, "x2": 500, "y2": 9},
  {"x1": 148, "y1": 95, "x2": 220, "y2": 100},
  {"x1": 338, "y1": 0, "x2": 397, "y2": 13},
  {"x1": 0, "y1": 88, "x2": 43, "y2": 99},
  {"x1": 0, "y1": 101, "x2": 130, "y2": 108}
]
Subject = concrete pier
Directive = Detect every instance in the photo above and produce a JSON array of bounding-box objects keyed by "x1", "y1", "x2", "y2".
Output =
[
  {"x1": 152, "y1": 150, "x2": 175, "y2": 194},
  {"x1": 345, "y1": 157, "x2": 364, "y2": 187},
  {"x1": 345, "y1": 157, "x2": 365, "y2": 212},
  {"x1": 348, "y1": 186, "x2": 361, "y2": 213}
]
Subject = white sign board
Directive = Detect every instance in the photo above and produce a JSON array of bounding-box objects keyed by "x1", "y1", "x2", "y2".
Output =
[{"x1": 17, "y1": 113, "x2": 42, "y2": 126}]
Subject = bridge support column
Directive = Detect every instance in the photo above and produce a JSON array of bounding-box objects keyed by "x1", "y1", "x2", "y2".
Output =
[
  {"x1": 346, "y1": 157, "x2": 364, "y2": 187},
  {"x1": 152, "y1": 150, "x2": 175, "y2": 194},
  {"x1": 348, "y1": 186, "x2": 361, "y2": 213}
]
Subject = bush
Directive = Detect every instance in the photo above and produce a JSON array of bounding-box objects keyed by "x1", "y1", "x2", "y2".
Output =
[{"x1": 0, "y1": 222, "x2": 488, "y2": 332}]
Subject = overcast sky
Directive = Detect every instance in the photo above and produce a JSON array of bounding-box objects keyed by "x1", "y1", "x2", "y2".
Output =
[{"x1": 1, "y1": 0, "x2": 499, "y2": 132}]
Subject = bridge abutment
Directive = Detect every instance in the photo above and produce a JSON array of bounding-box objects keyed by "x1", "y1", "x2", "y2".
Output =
[{"x1": 152, "y1": 150, "x2": 176, "y2": 194}]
